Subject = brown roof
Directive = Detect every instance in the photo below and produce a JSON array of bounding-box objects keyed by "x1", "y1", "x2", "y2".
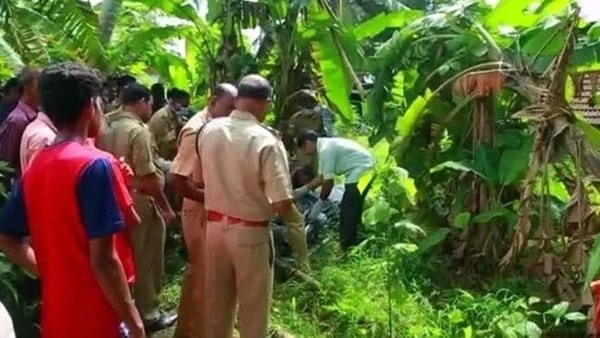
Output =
[{"x1": 571, "y1": 71, "x2": 600, "y2": 124}]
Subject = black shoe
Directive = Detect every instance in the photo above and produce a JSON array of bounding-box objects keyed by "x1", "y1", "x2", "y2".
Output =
[{"x1": 144, "y1": 312, "x2": 178, "y2": 333}]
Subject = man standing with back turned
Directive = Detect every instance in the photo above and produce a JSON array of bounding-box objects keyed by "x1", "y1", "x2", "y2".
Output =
[
  {"x1": 171, "y1": 83, "x2": 237, "y2": 338},
  {"x1": 198, "y1": 75, "x2": 304, "y2": 338}
]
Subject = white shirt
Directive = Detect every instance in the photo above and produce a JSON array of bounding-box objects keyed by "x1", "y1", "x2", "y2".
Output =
[
  {"x1": 0, "y1": 302, "x2": 15, "y2": 338},
  {"x1": 327, "y1": 185, "x2": 345, "y2": 203},
  {"x1": 317, "y1": 137, "x2": 374, "y2": 184}
]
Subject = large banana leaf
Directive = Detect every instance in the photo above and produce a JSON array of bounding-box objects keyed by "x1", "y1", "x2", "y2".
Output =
[
  {"x1": 131, "y1": 0, "x2": 206, "y2": 29},
  {"x1": 306, "y1": 1, "x2": 356, "y2": 121},
  {"x1": 311, "y1": 32, "x2": 354, "y2": 121},
  {"x1": 353, "y1": 9, "x2": 423, "y2": 41},
  {"x1": 485, "y1": 0, "x2": 571, "y2": 29}
]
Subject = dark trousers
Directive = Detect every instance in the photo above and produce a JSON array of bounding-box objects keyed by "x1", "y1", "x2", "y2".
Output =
[{"x1": 339, "y1": 180, "x2": 372, "y2": 250}]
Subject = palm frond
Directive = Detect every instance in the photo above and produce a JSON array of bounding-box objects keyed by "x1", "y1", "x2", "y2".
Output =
[
  {"x1": 0, "y1": 35, "x2": 24, "y2": 73},
  {"x1": 3, "y1": 16, "x2": 50, "y2": 64},
  {"x1": 36, "y1": 0, "x2": 107, "y2": 69},
  {"x1": 99, "y1": 0, "x2": 123, "y2": 45}
]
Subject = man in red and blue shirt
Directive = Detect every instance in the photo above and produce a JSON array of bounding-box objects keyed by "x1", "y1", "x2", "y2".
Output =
[{"x1": 0, "y1": 62, "x2": 144, "y2": 338}]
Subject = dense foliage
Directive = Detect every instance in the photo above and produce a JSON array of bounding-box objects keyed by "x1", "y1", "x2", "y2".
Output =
[{"x1": 2, "y1": 0, "x2": 600, "y2": 337}]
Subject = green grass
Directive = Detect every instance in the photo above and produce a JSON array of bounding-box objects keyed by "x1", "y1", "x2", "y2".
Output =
[{"x1": 159, "y1": 234, "x2": 587, "y2": 338}]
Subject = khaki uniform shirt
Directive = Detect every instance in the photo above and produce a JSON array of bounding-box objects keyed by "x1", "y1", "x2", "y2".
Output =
[
  {"x1": 170, "y1": 109, "x2": 209, "y2": 212},
  {"x1": 148, "y1": 105, "x2": 182, "y2": 160},
  {"x1": 197, "y1": 110, "x2": 293, "y2": 221},
  {"x1": 101, "y1": 110, "x2": 164, "y2": 194}
]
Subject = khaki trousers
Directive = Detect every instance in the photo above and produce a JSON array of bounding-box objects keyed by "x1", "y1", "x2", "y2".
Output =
[
  {"x1": 174, "y1": 202, "x2": 207, "y2": 338},
  {"x1": 205, "y1": 220, "x2": 273, "y2": 338},
  {"x1": 130, "y1": 195, "x2": 166, "y2": 321}
]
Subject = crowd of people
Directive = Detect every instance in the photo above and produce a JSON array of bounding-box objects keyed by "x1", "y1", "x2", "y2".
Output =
[{"x1": 0, "y1": 62, "x2": 375, "y2": 338}]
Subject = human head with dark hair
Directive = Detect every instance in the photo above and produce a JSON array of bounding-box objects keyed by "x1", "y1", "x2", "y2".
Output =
[
  {"x1": 208, "y1": 83, "x2": 237, "y2": 118},
  {"x1": 117, "y1": 75, "x2": 136, "y2": 88},
  {"x1": 40, "y1": 62, "x2": 103, "y2": 138},
  {"x1": 151, "y1": 83, "x2": 166, "y2": 112},
  {"x1": 235, "y1": 74, "x2": 272, "y2": 122},
  {"x1": 2, "y1": 77, "x2": 21, "y2": 106},
  {"x1": 115, "y1": 75, "x2": 136, "y2": 104},
  {"x1": 296, "y1": 129, "x2": 319, "y2": 155},
  {"x1": 167, "y1": 88, "x2": 191, "y2": 112},
  {"x1": 121, "y1": 83, "x2": 153, "y2": 122},
  {"x1": 291, "y1": 165, "x2": 316, "y2": 189},
  {"x1": 18, "y1": 67, "x2": 41, "y2": 109},
  {"x1": 102, "y1": 74, "x2": 120, "y2": 103}
]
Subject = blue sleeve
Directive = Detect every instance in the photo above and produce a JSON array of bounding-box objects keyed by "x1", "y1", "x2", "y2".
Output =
[
  {"x1": 77, "y1": 158, "x2": 124, "y2": 240},
  {"x1": 0, "y1": 181, "x2": 28, "y2": 238}
]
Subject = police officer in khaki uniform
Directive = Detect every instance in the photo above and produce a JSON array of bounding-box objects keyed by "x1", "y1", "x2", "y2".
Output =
[
  {"x1": 148, "y1": 88, "x2": 190, "y2": 161},
  {"x1": 101, "y1": 83, "x2": 177, "y2": 333},
  {"x1": 197, "y1": 75, "x2": 306, "y2": 338},
  {"x1": 170, "y1": 83, "x2": 238, "y2": 338},
  {"x1": 148, "y1": 88, "x2": 190, "y2": 218}
]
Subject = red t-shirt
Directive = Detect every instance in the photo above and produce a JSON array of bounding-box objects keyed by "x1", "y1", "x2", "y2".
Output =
[{"x1": 12, "y1": 141, "x2": 134, "y2": 338}]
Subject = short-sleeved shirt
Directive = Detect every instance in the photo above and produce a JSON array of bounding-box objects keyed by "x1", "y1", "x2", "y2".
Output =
[
  {"x1": 0, "y1": 101, "x2": 38, "y2": 176},
  {"x1": 19, "y1": 112, "x2": 57, "y2": 172},
  {"x1": 0, "y1": 141, "x2": 132, "y2": 337},
  {"x1": 317, "y1": 137, "x2": 374, "y2": 184},
  {"x1": 170, "y1": 109, "x2": 208, "y2": 212},
  {"x1": 197, "y1": 110, "x2": 293, "y2": 221},
  {"x1": 101, "y1": 110, "x2": 163, "y2": 188},
  {"x1": 148, "y1": 105, "x2": 183, "y2": 160}
]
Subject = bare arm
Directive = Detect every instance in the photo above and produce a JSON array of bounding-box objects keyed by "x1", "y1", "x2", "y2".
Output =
[
  {"x1": 0, "y1": 182, "x2": 37, "y2": 276},
  {"x1": 139, "y1": 174, "x2": 173, "y2": 214},
  {"x1": 171, "y1": 174, "x2": 204, "y2": 202},
  {"x1": 89, "y1": 237, "x2": 144, "y2": 335},
  {"x1": 123, "y1": 205, "x2": 141, "y2": 228},
  {"x1": 171, "y1": 128, "x2": 204, "y2": 203},
  {"x1": 0, "y1": 235, "x2": 37, "y2": 277},
  {"x1": 272, "y1": 199, "x2": 293, "y2": 217},
  {"x1": 262, "y1": 143, "x2": 308, "y2": 266},
  {"x1": 319, "y1": 179, "x2": 334, "y2": 200},
  {"x1": 79, "y1": 159, "x2": 145, "y2": 337},
  {"x1": 130, "y1": 129, "x2": 175, "y2": 220}
]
